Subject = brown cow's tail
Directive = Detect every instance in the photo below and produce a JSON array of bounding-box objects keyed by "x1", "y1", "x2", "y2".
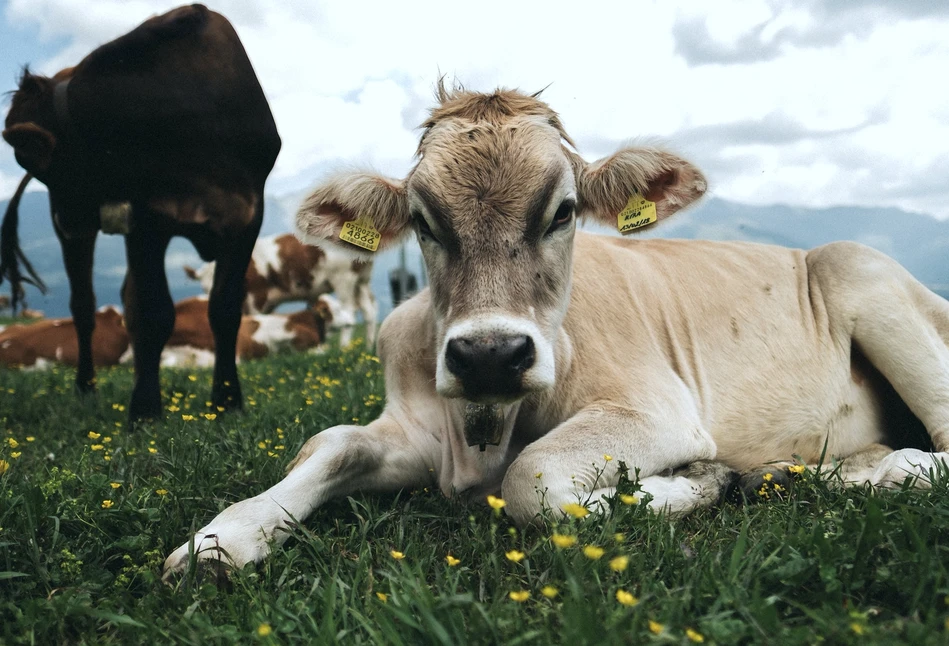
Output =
[{"x1": 0, "y1": 173, "x2": 47, "y2": 312}]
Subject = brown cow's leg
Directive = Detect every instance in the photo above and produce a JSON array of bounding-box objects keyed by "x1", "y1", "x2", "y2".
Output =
[
  {"x1": 207, "y1": 197, "x2": 263, "y2": 411},
  {"x1": 58, "y1": 231, "x2": 98, "y2": 393},
  {"x1": 123, "y1": 220, "x2": 174, "y2": 421}
]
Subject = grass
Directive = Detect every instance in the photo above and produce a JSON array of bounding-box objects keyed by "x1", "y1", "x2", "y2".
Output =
[{"x1": 1, "y1": 337, "x2": 949, "y2": 644}]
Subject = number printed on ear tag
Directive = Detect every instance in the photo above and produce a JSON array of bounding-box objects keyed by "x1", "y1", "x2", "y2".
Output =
[
  {"x1": 339, "y1": 216, "x2": 381, "y2": 251},
  {"x1": 617, "y1": 194, "x2": 657, "y2": 235}
]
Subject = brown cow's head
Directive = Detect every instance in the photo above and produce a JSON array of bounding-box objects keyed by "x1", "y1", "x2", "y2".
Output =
[{"x1": 297, "y1": 85, "x2": 706, "y2": 403}]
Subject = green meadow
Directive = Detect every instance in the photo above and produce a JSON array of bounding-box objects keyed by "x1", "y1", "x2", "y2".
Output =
[{"x1": 1, "y1": 337, "x2": 948, "y2": 644}]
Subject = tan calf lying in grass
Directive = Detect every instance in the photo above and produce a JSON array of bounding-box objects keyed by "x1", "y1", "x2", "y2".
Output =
[{"x1": 165, "y1": 86, "x2": 949, "y2": 578}]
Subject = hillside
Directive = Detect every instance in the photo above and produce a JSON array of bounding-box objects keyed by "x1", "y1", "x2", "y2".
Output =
[{"x1": 1, "y1": 188, "x2": 946, "y2": 318}]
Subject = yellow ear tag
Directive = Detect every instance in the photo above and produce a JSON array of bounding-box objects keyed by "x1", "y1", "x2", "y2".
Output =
[
  {"x1": 339, "y1": 216, "x2": 381, "y2": 252},
  {"x1": 617, "y1": 193, "x2": 657, "y2": 235}
]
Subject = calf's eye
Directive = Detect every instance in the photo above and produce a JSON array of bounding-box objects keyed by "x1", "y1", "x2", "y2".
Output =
[{"x1": 545, "y1": 199, "x2": 575, "y2": 236}]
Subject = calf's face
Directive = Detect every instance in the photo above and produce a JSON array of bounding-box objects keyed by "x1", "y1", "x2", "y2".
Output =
[
  {"x1": 408, "y1": 115, "x2": 577, "y2": 402},
  {"x1": 297, "y1": 87, "x2": 707, "y2": 405}
]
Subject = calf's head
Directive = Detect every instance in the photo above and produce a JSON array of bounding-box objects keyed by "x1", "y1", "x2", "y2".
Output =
[{"x1": 297, "y1": 86, "x2": 706, "y2": 403}]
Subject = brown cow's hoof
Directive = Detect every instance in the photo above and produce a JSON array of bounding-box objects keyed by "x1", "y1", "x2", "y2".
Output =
[{"x1": 733, "y1": 466, "x2": 792, "y2": 502}]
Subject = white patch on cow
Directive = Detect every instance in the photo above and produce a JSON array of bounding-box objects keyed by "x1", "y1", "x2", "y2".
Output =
[
  {"x1": 191, "y1": 263, "x2": 215, "y2": 294},
  {"x1": 436, "y1": 314, "x2": 556, "y2": 400},
  {"x1": 119, "y1": 347, "x2": 134, "y2": 364},
  {"x1": 161, "y1": 346, "x2": 217, "y2": 368},
  {"x1": 1, "y1": 339, "x2": 10, "y2": 349},
  {"x1": 253, "y1": 236, "x2": 283, "y2": 281},
  {"x1": 22, "y1": 358, "x2": 49, "y2": 371},
  {"x1": 251, "y1": 314, "x2": 296, "y2": 352},
  {"x1": 55, "y1": 346, "x2": 64, "y2": 361}
]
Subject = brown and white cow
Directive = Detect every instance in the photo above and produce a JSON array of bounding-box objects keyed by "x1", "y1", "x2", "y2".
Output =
[
  {"x1": 121, "y1": 296, "x2": 329, "y2": 368},
  {"x1": 164, "y1": 86, "x2": 949, "y2": 576},
  {"x1": 184, "y1": 233, "x2": 377, "y2": 346},
  {"x1": 0, "y1": 306, "x2": 127, "y2": 369},
  {"x1": 1, "y1": 5, "x2": 280, "y2": 421}
]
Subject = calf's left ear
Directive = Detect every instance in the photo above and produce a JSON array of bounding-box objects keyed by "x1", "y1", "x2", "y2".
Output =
[
  {"x1": 2, "y1": 123, "x2": 57, "y2": 174},
  {"x1": 573, "y1": 147, "x2": 707, "y2": 227},
  {"x1": 295, "y1": 172, "x2": 411, "y2": 256}
]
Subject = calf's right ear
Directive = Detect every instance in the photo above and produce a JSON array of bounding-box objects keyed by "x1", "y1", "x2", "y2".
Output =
[
  {"x1": 2, "y1": 123, "x2": 56, "y2": 174},
  {"x1": 295, "y1": 172, "x2": 411, "y2": 255}
]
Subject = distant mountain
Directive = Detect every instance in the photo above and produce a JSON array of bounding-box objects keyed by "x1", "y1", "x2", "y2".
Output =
[{"x1": 0, "y1": 189, "x2": 945, "y2": 319}]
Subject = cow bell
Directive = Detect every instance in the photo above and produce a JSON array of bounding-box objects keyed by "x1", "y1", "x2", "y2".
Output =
[
  {"x1": 99, "y1": 202, "x2": 132, "y2": 235},
  {"x1": 464, "y1": 402, "x2": 505, "y2": 451}
]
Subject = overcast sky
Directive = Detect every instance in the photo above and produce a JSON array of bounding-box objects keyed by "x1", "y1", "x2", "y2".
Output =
[{"x1": 1, "y1": 0, "x2": 948, "y2": 219}]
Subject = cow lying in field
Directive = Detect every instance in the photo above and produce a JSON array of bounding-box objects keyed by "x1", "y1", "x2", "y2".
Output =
[
  {"x1": 121, "y1": 296, "x2": 329, "y2": 367},
  {"x1": 184, "y1": 233, "x2": 377, "y2": 346},
  {"x1": 1, "y1": 5, "x2": 280, "y2": 420},
  {"x1": 164, "y1": 86, "x2": 949, "y2": 576},
  {"x1": 0, "y1": 306, "x2": 127, "y2": 369}
]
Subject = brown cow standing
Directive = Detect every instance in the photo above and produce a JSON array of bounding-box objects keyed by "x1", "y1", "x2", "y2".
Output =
[
  {"x1": 0, "y1": 5, "x2": 281, "y2": 420},
  {"x1": 0, "y1": 306, "x2": 128, "y2": 368}
]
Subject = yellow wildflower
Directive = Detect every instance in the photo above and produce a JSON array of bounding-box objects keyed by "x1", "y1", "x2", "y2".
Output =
[
  {"x1": 258, "y1": 441, "x2": 267, "y2": 449},
  {"x1": 551, "y1": 533, "x2": 577, "y2": 549},
  {"x1": 762, "y1": 472, "x2": 773, "y2": 482},
  {"x1": 534, "y1": 472, "x2": 543, "y2": 479},
  {"x1": 390, "y1": 550, "x2": 405, "y2": 560},
  {"x1": 615, "y1": 589, "x2": 638, "y2": 606},
  {"x1": 505, "y1": 550, "x2": 526, "y2": 563},
  {"x1": 788, "y1": 464, "x2": 805, "y2": 474},
  {"x1": 376, "y1": 592, "x2": 388, "y2": 603},
  {"x1": 204, "y1": 413, "x2": 217, "y2": 421},
  {"x1": 614, "y1": 533, "x2": 626, "y2": 543},
  {"x1": 101, "y1": 500, "x2": 114, "y2": 509},
  {"x1": 87, "y1": 432, "x2": 100, "y2": 440},
  {"x1": 10, "y1": 452, "x2": 20, "y2": 459},
  {"x1": 91, "y1": 444, "x2": 104, "y2": 451},
  {"x1": 562, "y1": 503, "x2": 589, "y2": 519},
  {"x1": 603, "y1": 454, "x2": 613, "y2": 462},
  {"x1": 850, "y1": 623, "x2": 865, "y2": 636},
  {"x1": 7, "y1": 438, "x2": 19, "y2": 448},
  {"x1": 148, "y1": 447, "x2": 158, "y2": 454},
  {"x1": 181, "y1": 414, "x2": 195, "y2": 421},
  {"x1": 686, "y1": 628, "x2": 705, "y2": 643},
  {"x1": 648, "y1": 620, "x2": 664, "y2": 634},
  {"x1": 25, "y1": 436, "x2": 34, "y2": 442},
  {"x1": 508, "y1": 590, "x2": 530, "y2": 603},
  {"x1": 445, "y1": 555, "x2": 460, "y2": 567},
  {"x1": 188, "y1": 375, "x2": 197, "y2": 382},
  {"x1": 541, "y1": 585, "x2": 559, "y2": 599},
  {"x1": 620, "y1": 494, "x2": 639, "y2": 505},
  {"x1": 583, "y1": 545, "x2": 605, "y2": 560},
  {"x1": 487, "y1": 495, "x2": 506, "y2": 510},
  {"x1": 110, "y1": 482, "x2": 121, "y2": 489},
  {"x1": 156, "y1": 489, "x2": 169, "y2": 496},
  {"x1": 256, "y1": 623, "x2": 272, "y2": 636},
  {"x1": 609, "y1": 555, "x2": 629, "y2": 572},
  {"x1": 0, "y1": 460, "x2": 9, "y2": 475}
]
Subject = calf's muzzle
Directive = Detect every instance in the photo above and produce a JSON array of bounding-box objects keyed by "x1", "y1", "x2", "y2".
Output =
[{"x1": 445, "y1": 334, "x2": 535, "y2": 399}]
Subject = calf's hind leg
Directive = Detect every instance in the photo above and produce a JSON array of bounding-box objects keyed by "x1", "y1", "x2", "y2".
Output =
[{"x1": 811, "y1": 242, "x2": 949, "y2": 451}]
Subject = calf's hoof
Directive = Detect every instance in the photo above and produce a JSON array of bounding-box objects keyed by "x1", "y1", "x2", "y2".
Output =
[
  {"x1": 162, "y1": 496, "x2": 290, "y2": 586},
  {"x1": 733, "y1": 466, "x2": 792, "y2": 502}
]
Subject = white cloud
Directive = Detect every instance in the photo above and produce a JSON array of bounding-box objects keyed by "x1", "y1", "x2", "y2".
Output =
[{"x1": 3, "y1": 0, "x2": 949, "y2": 218}]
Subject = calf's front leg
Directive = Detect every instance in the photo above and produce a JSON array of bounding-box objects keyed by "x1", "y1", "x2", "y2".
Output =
[
  {"x1": 502, "y1": 402, "x2": 729, "y2": 525},
  {"x1": 163, "y1": 415, "x2": 436, "y2": 579}
]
